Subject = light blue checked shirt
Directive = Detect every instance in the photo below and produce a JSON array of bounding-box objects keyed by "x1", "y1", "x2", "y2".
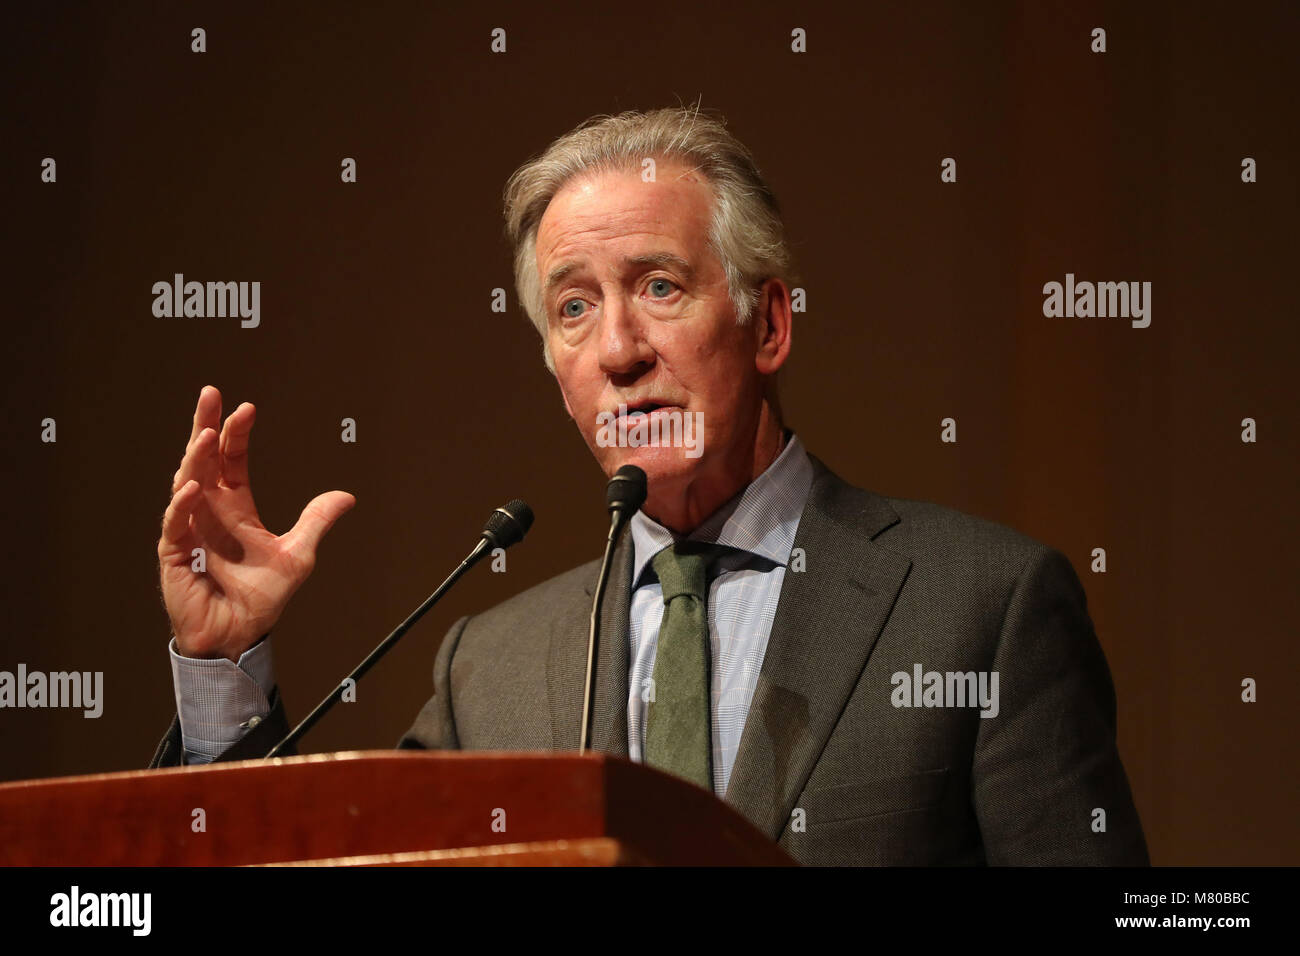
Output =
[
  {"x1": 626, "y1": 431, "x2": 812, "y2": 797},
  {"x1": 171, "y1": 433, "x2": 814, "y2": 790}
]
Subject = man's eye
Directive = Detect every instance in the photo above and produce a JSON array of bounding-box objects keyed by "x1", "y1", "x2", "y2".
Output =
[
  {"x1": 561, "y1": 298, "x2": 587, "y2": 318},
  {"x1": 647, "y1": 279, "x2": 677, "y2": 298}
]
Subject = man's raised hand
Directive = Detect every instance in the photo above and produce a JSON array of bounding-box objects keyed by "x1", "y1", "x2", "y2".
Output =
[{"x1": 157, "y1": 386, "x2": 355, "y2": 662}]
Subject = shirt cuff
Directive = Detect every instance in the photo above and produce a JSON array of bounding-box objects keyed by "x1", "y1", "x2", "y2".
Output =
[{"x1": 169, "y1": 636, "x2": 276, "y2": 764}]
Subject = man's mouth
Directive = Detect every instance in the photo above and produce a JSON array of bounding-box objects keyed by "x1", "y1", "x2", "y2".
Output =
[
  {"x1": 618, "y1": 400, "x2": 675, "y2": 418},
  {"x1": 597, "y1": 399, "x2": 704, "y2": 459}
]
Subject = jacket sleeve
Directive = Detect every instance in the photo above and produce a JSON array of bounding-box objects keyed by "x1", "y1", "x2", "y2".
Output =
[
  {"x1": 149, "y1": 613, "x2": 472, "y2": 766},
  {"x1": 971, "y1": 546, "x2": 1150, "y2": 865},
  {"x1": 395, "y1": 615, "x2": 470, "y2": 750},
  {"x1": 147, "y1": 687, "x2": 293, "y2": 768}
]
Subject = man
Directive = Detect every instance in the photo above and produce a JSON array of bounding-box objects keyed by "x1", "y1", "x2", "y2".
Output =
[{"x1": 152, "y1": 106, "x2": 1149, "y2": 866}]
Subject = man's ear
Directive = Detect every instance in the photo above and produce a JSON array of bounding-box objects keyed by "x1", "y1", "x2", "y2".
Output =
[{"x1": 754, "y1": 278, "x2": 793, "y2": 375}]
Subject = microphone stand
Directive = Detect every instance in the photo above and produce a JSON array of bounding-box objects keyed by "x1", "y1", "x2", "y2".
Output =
[
  {"x1": 263, "y1": 497, "x2": 534, "y2": 759},
  {"x1": 266, "y1": 538, "x2": 493, "y2": 758},
  {"x1": 579, "y1": 465, "x2": 646, "y2": 753},
  {"x1": 579, "y1": 518, "x2": 623, "y2": 754}
]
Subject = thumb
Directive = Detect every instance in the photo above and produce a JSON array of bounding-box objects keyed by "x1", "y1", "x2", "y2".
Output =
[{"x1": 285, "y1": 490, "x2": 356, "y2": 563}]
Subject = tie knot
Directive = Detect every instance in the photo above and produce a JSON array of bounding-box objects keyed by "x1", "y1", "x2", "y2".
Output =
[{"x1": 652, "y1": 544, "x2": 710, "y2": 603}]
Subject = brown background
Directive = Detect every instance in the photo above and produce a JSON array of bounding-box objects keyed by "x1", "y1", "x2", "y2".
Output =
[{"x1": 2, "y1": 1, "x2": 1295, "y2": 865}]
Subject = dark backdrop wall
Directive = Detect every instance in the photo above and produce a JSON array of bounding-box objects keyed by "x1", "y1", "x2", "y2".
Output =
[{"x1": 2, "y1": 0, "x2": 1295, "y2": 865}]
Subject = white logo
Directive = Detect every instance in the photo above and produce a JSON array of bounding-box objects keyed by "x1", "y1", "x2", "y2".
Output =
[{"x1": 50, "y1": 886, "x2": 151, "y2": 936}]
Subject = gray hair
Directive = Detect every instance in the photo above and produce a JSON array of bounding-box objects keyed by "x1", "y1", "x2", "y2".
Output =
[{"x1": 502, "y1": 104, "x2": 800, "y2": 372}]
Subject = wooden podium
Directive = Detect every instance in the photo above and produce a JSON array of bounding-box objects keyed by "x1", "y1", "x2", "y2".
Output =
[{"x1": 0, "y1": 751, "x2": 794, "y2": 866}]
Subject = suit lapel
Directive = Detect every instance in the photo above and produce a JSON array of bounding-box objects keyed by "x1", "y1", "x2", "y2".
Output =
[
  {"x1": 544, "y1": 458, "x2": 911, "y2": 844},
  {"x1": 724, "y1": 459, "x2": 912, "y2": 841},
  {"x1": 547, "y1": 530, "x2": 632, "y2": 755}
]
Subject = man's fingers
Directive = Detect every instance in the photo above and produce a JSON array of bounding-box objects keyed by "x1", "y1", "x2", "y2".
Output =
[
  {"x1": 219, "y1": 402, "x2": 256, "y2": 490},
  {"x1": 284, "y1": 491, "x2": 357, "y2": 564},
  {"x1": 173, "y1": 427, "x2": 220, "y2": 493},
  {"x1": 187, "y1": 386, "x2": 222, "y2": 449},
  {"x1": 159, "y1": 479, "x2": 202, "y2": 557}
]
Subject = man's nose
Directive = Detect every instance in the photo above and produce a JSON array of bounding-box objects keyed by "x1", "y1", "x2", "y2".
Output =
[{"x1": 596, "y1": 293, "x2": 654, "y2": 376}]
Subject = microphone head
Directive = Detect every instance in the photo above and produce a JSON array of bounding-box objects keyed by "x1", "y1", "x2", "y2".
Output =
[
  {"x1": 481, "y1": 499, "x2": 534, "y2": 550},
  {"x1": 606, "y1": 465, "x2": 648, "y2": 516}
]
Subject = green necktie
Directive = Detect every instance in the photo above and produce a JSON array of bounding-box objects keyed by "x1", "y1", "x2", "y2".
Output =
[{"x1": 644, "y1": 543, "x2": 713, "y2": 791}]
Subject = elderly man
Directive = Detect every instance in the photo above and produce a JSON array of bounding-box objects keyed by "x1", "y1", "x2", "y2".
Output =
[{"x1": 152, "y1": 106, "x2": 1148, "y2": 866}]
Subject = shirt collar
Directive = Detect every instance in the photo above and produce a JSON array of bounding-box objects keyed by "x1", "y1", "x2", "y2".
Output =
[{"x1": 629, "y1": 431, "x2": 814, "y2": 587}]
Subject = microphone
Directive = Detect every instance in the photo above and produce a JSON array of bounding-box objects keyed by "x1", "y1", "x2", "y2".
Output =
[
  {"x1": 477, "y1": 500, "x2": 534, "y2": 553},
  {"x1": 579, "y1": 466, "x2": 647, "y2": 753},
  {"x1": 265, "y1": 498, "x2": 535, "y2": 758},
  {"x1": 605, "y1": 466, "x2": 648, "y2": 519}
]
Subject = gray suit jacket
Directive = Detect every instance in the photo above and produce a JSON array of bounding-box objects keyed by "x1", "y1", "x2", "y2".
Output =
[{"x1": 152, "y1": 455, "x2": 1149, "y2": 865}]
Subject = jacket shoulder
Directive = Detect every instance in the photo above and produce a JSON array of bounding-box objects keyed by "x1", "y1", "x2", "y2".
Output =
[
  {"x1": 879, "y1": 494, "x2": 1051, "y2": 567},
  {"x1": 453, "y1": 554, "x2": 601, "y2": 657},
  {"x1": 476, "y1": 556, "x2": 599, "y2": 620},
  {"x1": 808, "y1": 455, "x2": 1057, "y2": 573}
]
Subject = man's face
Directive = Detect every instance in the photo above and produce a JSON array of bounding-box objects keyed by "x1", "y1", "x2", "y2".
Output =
[{"x1": 535, "y1": 159, "x2": 770, "y2": 504}]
